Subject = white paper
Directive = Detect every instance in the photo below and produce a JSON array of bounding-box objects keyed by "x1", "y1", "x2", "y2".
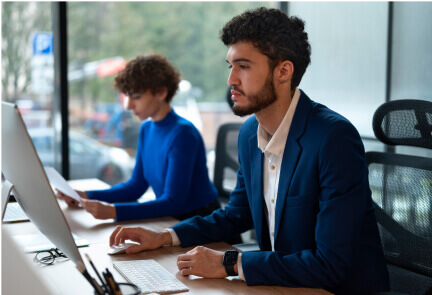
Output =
[{"x1": 44, "y1": 167, "x2": 81, "y2": 202}]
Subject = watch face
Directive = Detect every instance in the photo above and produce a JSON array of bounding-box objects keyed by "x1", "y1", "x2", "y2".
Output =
[{"x1": 223, "y1": 251, "x2": 238, "y2": 265}]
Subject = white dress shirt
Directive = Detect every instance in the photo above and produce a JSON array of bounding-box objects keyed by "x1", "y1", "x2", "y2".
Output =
[
  {"x1": 258, "y1": 87, "x2": 300, "y2": 251},
  {"x1": 166, "y1": 88, "x2": 301, "y2": 281}
]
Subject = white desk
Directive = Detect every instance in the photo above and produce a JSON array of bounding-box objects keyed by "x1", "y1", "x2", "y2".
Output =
[{"x1": 3, "y1": 180, "x2": 331, "y2": 295}]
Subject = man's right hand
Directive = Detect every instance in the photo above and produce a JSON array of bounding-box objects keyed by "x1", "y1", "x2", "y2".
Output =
[
  {"x1": 109, "y1": 226, "x2": 173, "y2": 254},
  {"x1": 56, "y1": 190, "x2": 88, "y2": 207}
]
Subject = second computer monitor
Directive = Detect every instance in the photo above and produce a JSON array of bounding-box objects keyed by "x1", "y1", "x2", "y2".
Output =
[{"x1": 1, "y1": 101, "x2": 84, "y2": 266}]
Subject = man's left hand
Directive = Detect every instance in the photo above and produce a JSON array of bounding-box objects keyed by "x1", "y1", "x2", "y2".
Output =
[
  {"x1": 177, "y1": 246, "x2": 233, "y2": 278},
  {"x1": 80, "y1": 198, "x2": 116, "y2": 220}
]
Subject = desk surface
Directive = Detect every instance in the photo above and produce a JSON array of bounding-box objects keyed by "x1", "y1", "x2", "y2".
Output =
[{"x1": 4, "y1": 199, "x2": 330, "y2": 295}]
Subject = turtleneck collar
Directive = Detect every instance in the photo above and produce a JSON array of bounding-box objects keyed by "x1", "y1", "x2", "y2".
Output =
[{"x1": 152, "y1": 109, "x2": 177, "y2": 127}]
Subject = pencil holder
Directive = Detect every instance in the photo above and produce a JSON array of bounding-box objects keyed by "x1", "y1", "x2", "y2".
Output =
[
  {"x1": 95, "y1": 282, "x2": 141, "y2": 295},
  {"x1": 118, "y1": 283, "x2": 141, "y2": 295}
]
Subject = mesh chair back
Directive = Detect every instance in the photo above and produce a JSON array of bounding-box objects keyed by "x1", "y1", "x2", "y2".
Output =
[
  {"x1": 368, "y1": 99, "x2": 432, "y2": 294},
  {"x1": 373, "y1": 99, "x2": 432, "y2": 149},
  {"x1": 367, "y1": 153, "x2": 432, "y2": 273},
  {"x1": 213, "y1": 123, "x2": 241, "y2": 202}
]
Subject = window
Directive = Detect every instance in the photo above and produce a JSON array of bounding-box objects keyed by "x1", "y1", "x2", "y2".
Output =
[
  {"x1": 289, "y1": 2, "x2": 388, "y2": 142},
  {"x1": 3, "y1": 2, "x2": 432, "y2": 183},
  {"x1": 1, "y1": 2, "x2": 59, "y2": 169},
  {"x1": 67, "y1": 2, "x2": 274, "y2": 184}
]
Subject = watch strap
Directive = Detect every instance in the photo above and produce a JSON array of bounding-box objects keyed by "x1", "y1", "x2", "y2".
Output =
[
  {"x1": 225, "y1": 263, "x2": 237, "y2": 276},
  {"x1": 222, "y1": 250, "x2": 239, "y2": 276}
]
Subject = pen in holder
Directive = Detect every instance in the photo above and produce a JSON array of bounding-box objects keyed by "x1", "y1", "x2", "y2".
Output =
[{"x1": 76, "y1": 254, "x2": 141, "y2": 295}]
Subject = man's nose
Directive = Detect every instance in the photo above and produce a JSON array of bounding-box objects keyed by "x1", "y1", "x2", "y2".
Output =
[{"x1": 227, "y1": 69, "x2": 239, "y2": 87}]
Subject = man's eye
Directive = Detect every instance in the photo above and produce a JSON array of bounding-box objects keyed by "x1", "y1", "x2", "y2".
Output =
[
  {"x1": 227, "y1": 65, "x2": 233, "y2": 69},
  {"x1": 240, "y1": 65, "x2": 248, "y2": 70}
]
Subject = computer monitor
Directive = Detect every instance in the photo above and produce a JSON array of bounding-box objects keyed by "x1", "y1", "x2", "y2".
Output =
[{"x1": 1, "y1": 101, "x2": 84, "y2": 266}]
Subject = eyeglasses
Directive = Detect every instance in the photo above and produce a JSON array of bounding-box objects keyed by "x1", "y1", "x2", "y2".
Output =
[{"x1": 33, "y1": 248, "x2": 69, "y2": 265}]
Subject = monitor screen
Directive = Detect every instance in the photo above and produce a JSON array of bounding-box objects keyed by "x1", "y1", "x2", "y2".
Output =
[{"x1": 1, "y1": 101, "x2": 84, "y2": 266}]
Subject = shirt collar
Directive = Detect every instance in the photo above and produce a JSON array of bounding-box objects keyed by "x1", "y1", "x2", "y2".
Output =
[{"x1": 257, "y1": 88, "x2": 301, "y2": 158}]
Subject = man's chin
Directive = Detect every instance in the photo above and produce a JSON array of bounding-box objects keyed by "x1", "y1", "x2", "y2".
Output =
[{"x1": 232, "y1": 105, "x2": 254, "y2": 117}]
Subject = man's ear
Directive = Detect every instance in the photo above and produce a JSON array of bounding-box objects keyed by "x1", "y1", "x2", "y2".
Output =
[{"x1": 275, "y1": 60, "x2": 294, "y2": 83}]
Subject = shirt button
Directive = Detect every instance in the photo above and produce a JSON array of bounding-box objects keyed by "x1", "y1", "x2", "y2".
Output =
[
  {"x1": 270, "y1": 165, "x2": 275, "y2": 170},
  {"x1": 271, "y1": 199, "x2": 275, "y2": 203},
  {"x1": 271, "y1": 232, "x2": 274, "y2": 237}
]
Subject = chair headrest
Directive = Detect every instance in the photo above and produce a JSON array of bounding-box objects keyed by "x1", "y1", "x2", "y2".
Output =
[{"x1": 373, "y1": 99, "x2": 432, "y2": 149}]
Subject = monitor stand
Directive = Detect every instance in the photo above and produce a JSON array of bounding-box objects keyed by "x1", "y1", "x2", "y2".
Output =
[{"x1": 1, "y1": 179, "x2": 15, "y2": 221}]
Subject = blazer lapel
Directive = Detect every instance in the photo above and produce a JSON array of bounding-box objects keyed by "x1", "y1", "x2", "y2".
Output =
[
  {"x1": 274, "y1": 91, "x2": 312, "y2": 240},
  {"x1": 249, "y1": 133, "x2": 271, "y2": 250}
]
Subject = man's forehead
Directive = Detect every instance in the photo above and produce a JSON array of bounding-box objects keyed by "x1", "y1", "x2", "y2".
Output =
[{"x1": 226, "y1": 41, "x2": 264, "y2": 63}]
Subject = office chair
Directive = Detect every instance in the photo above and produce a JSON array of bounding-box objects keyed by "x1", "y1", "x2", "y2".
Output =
[
  {"x1": 213, "y1": 87, "x2": 238, "y2": 205},
  {"x1": 213, "y1": 123, "x2": 242, "y2": 205},
  {"x1": 367, "y1": 99, "x2": 432, "y2": 295},
  {"x1": 213, "y1": 122, "x2": 259, "y2": 247}
]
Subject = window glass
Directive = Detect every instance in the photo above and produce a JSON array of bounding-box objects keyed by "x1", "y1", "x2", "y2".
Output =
[
  {"x1": 1, "y1": 2, "x2": 58, "y2": 168},
  {"x1": 32, "y1": 136, "x2": 53, "y2": 153},
  {"x1": 391, "y1": 3, "x2": 432, "y2": 157},
  {"x1": 289, "y1": 2, "x2": 388, "y2": 152},
  {"x1": 67, "y1": 2, "x2": 273, "y2": 184},
  {"x1": 6, "y1": 3, "x2": 431, "y2": 185},
  {"x1": 391, "y1": 2, "x2": 432, "y2": 101}
]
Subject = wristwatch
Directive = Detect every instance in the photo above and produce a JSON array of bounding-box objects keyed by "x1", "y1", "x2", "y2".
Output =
[{"x1": 222, "y1": 250, "x2": 239, "y2": 276}]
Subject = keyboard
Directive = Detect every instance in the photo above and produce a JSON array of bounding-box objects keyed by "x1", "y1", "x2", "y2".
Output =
[
  {"x1": 113, "y1": 259, "x2": 189, "y2": 294},
  {"x1": 3, "y1": 203, "x2": 30, "y2": 223}
]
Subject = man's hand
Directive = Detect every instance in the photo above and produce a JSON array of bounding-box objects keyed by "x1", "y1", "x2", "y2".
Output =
[
  {"x1": 80, "y1": 198, "x2": 116, "y2": 219},
  {"x1": 109, "y1": 226, "x2": 173, "y2": 254},
  {"x1": 56, "y1": 190, "x2": 88, "y2": 207},
  {"x1": 177, "y1": 246, "x2": 234, "y2": 278}
]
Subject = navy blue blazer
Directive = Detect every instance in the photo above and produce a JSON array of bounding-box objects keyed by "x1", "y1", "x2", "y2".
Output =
[{"x1": 172, "y1": 90, "x2": 389, "y2": 294}]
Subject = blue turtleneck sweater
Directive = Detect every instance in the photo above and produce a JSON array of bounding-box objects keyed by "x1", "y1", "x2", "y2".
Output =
[{"x1": 87, "y1": 110, "x2": 218, "y2": 221}]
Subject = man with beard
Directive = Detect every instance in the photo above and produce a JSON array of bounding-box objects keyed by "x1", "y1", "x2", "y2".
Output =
[{"x1": 109, "y1": 7, "x2": 389, "y2": 294}]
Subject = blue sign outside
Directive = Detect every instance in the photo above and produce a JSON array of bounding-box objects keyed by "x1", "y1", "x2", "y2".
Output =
[{"x1": 32, "y1": 32, "x2": 53, "y2": 55}]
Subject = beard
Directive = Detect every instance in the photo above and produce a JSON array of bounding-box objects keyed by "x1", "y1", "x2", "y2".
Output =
[{"x1": 231, "y1": 73, "x2": 277, "y2": 117}]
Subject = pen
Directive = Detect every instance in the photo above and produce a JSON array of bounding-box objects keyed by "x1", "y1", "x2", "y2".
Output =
[
  {"x1": 103, "y1": 271, "x2": 116, "y2": 295},
  {"x1": 106, "y1": 268, "x2": 122, "y2": 295},
  {"x1": 85, "y1": 253, "x2": 109, "y2": 292},
  {"x1": 76, "y1": 261, "x2": 104, "y2": 295}
]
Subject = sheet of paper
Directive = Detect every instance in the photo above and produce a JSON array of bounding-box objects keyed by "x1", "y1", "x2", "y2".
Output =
[
  {"x1": 68, "y1": 178, "x2": 110, "y2": 191},
  {"x1": 3, "y1": 202, "x2": 29, "y2": 223},
  {"x1": 44, "y1": 167, "x2": 81, "y2": 202}
]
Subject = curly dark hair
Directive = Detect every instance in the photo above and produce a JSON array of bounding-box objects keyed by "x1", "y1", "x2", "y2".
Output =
[
  {"x1": 114, "y1": 54, "x2": 181, "y2": 103},
  {"x1": 220, "y1": 7, "x2": 311, "y2": 90}
]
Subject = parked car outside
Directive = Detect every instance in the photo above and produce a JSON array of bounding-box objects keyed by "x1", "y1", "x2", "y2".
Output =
[
  {"x1": 83, "y1": 104, "x2": 141, "y2": 150},
  {"x1": 29, "y1": 128, "x2": 134, "y2": 185}
]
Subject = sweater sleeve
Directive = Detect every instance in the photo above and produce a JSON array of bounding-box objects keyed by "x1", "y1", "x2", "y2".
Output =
[
  {"x1": 86, "y1": 125, "x2": 149, "y2": 203},
  {"x1": 114, "y1": 126, "x2": 200, "y2": 221}
]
